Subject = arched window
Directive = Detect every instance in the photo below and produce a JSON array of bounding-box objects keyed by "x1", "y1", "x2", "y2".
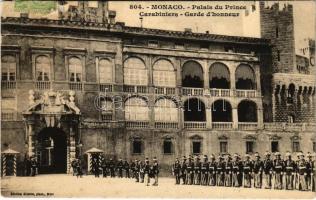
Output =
[
  {"x1": 235, "y1": 64, "x2": 256, "y2": 90},
  {"x1": 154, "y1": 98, "x2": 178, "y2": 122},
  {"x1": 209, "y1": 63, "x2": 230, "y2": 89},
  {"x1": 125, "y1": 97, "x2": 149, "y2": 121},
  {"x1": 99, "y1": 59, "x2": 112, "y2": 83},
  {"x1": 153, "y1": 59, "x2": 176, "y2": 87},
  {"x1": 287, "y1": 83, "x2": 295, "y2": 104},
  {"x1": 124, "y1": 57, "x2": 147, "y2": 85},
  {"x1": 182, "y1": 61, "x2": 203, "y2": 88},
  {"x1": 1, "y1": 55, "x2": 16, "y2": 81},
  {"x1": 183, "y1": 98, "x2": 206, "y2": 121},
  {"x1": 35, "y1": 55, "x2": 50, "y2": 81},
  {"x1": 238, "y1": 100, "x2": 257, "y2": 122},
  {"x1": 211, "y1": 100, "x2": 232, "y2": 122},
  {"x1": 100, "y1": 99, "x2": 113, "y2": 121},
  {"x1": 69, "y1": 57, "x2": 82, "y2": 82}
]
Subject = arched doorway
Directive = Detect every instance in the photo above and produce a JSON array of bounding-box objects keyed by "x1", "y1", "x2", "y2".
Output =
[{"x1": 37, "y1": 128, "x2": 67, "y2": 174}]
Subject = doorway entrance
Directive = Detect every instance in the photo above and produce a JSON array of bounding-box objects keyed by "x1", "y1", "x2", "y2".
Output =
[{"x1": 37, "y1": 128, "x2": 67, "y2": 174}]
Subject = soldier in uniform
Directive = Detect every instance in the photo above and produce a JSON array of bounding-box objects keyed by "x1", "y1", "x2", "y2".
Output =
[
  {"x1": 91, "y1": 156, "x2": 100, "y2": 177},
  {"x1": 273, "y1": 152, "x2": 284, "y2": 190},
  {"x1": 139, "y1": 160, "x2": 145, "y2": 183},
  {"x1": 243, "y1": 154, "x2": 253, "y2": 188},
  {"x1": 123, "y1": 160, "x2": 130, "y2": 178},
  {"x1": 306, "y1": 152, "x2": 313, "y2": 191},
  {"x1": 216, "y1": 155, "x2": 225, "y2": 186},
  {"x1": 109, "y1": 158, "x2": 115, "y2": 178},
  {"x1": 144, "y1": 158, "x2": 151, "y2": 186},
  {"x1": 208, "y1": 154, "x2": 217, "y2": 186},
  {"x1": 117, "y1": 158, "x2": 123, "y2": 178},
  {"x1": 284, "y1": 151, "x2": 296, "y2": 190},
  {"x1": 297, "y1": 152, "x2": 307, "y2": 191},
  {"x1": 30, "y1": 156, "x2": 38, "y2": 176},
  {"x1": 263, "y1": 151, "x2": 273, "y2": 189},
  {"x1": 134, "y1": 159, "x2": 140, "y2": 182},
  {"x1": 152, "y1": 157, "x2": 159, "y2": 186},
  {"x1": 172, "y1": 158, "x2": 181, "y2": 184},
  {"x1": 232, "y1": 153, "x2": 241, "y2": 187},
  {"x1": 201, "y1": 155, "x2": 209, "y2": 186},
  {"x1": 224, "y1": 154, "x2": 232, "y2": 187},
  {"x1": 186, "y1": 156, "x2": 194, "y2": 185},
  {"x1": 101, "y1": 156, "x2": 107, "y2": 178},
  {"x1": 193, "y1": 155, "x2": 201, "y2": 185},
  {"x1": 76, "y1": 158, "x2": 83, "y2": 178},
  {"x1": 130, "y1": 159, "x2": 136, "y2": 179},
  {"x1": 71, "y1": 158, "x2": 78, "y2": 176},
  {"x1": 180, "y1": 156, "x2": 187, "y2": 185},
  {"x1": 253, "y1": 152, "x2": 263, "y2": 188}
]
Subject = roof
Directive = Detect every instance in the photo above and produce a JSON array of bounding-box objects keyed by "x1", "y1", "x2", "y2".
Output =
[
  {"x1": 2, "y1": 148, "x2": 20, "y2": 154},
  {"x1": 85, "y1": 147, "x2": 104, "y2": 154}
]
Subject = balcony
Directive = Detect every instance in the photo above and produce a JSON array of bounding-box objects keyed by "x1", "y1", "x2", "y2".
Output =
[
  {"x1": 236, "y1": 90, "x2": 257, "y2": 98},
  {"x1": 99, "y1": 84, "x2": 113, "y2": 92},
  {"x1": 212, "y1": 122, "x2": 233, "y2": 130},
  {"x1": 123, "y1": 85, "x2": 148, "y2": 93},
  {"x1": 1, "y1": 81, "x2": 16, "y2": 90},
  {"x1": 126, "y1": 121, "x2": 149, "y2": 129},
  {"x1": 209, "y1": 88, "x2": 231, "y2": 97},
  {"x1": 69, "y1": 82, "x2": 83, "y2": 91},
  {"x1": 35, "y1": 81, "x2": 51, "y2": 90},
  {"x1": 263, "y1": 123, "x2": 315, "y2": 132},
  {"x1": 1, "y1": 112, "x2": 16, "y2": 121},
  {"x1": 155, "y1": 87, "x2": 176, "y2": 95},
  {"x1": 182, "y1": 87, "x2": 204, "y2": 96},
  {"x1": 184, "y1": 121, "x2": 206, "y2": 129},
  {"x1": 238, "y1": 122, "x2": 258, "y2": 130},
  {"x1": 155, "y1": 122, "x2": 178, "y2": 129}
]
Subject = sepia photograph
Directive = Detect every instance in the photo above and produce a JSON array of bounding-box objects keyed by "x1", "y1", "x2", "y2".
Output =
[{"x1": 0, "y1": 0, "x2": 315, "y2": 198}]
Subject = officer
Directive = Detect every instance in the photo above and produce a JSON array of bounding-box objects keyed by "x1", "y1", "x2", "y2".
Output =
[
  {"x1": 144, "y1": 158, "x2": 151, "y2": 186},
  {"x1": 243, "y1": 154, "x2": 253, "y2": 188},
  {"x1": 134, "y1": 159, "x2": 140, "y2": 182},
  {"x1": 152, "y1": 157, "x2": 159, "y2": 186},
  {"x1": 180, "y1": 156, "x2": 187, "y2": 185},
  {"x1": 284, "y1": 151, "x2": 296, "y2": 190},
  {"x1": 208, "y1": 154, "x2": 217, "y2": 186},
  {"x1": 297, "y1": 152, "x2": 307, "y2": 191},
  {"x1": 306, "y1": 152, "x2": 313, "y2": 191},
  {"x1": 123, "y1": 159, "x2": 130, "y2": 178},
  {"x1": 263, "y1": 151, "x2": 273, "y2": 189},
  {"x1": 232, "y1": 153, "x2": 241, "y2": 187},
  {"x1": 130, "y1": 159, "x2": 136, "y2": 179},
  {"x1": 30, "y1": 156, "x2": 38, "y2": 176},
  {"x1": 91, "y1": 156, "x2": 100, "y2": 177},
  {"x1": 193, "y1": 155, "x2": 201, "y2": 185},
  {"x1": 172, "y1": 158, "x2": 181, "y2": 184},
  {"x1": 224, "y1": 154, "x2": 232, "y2": 187},
  {"x1": 117, "y1": 158, "x2": 123, "y2": 178},
  {"x1": 109, "y1": 158, "x2": 115, "y2": 177},
  {"x1": 186, "y1": 156, "x2": 194, "y2": 185},
  {"x1": 253, "y1": 152, "x2": 263, "y2": 188},
  {"x1": 139, "y1": 160, "x2": 145, "y2": 183},
  {"x1": 273, "y1": 152, "x2": 284, "y2": 190},
  {"x1": 201, "y1": 155, "x2": 209, "y2": 186},
  {"x1": 101, "y1": 156, "x2": 107, "y2": 178},
  {"x1": 216, "y1": 155, "x2": 225, "y2": 186}
]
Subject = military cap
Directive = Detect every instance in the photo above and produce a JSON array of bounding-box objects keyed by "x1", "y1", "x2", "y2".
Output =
[
  {"x1": 218, "y1": 155, "x2": 222, "y2": 159},
  {"x1": 297, "y1": 152, "x2": 304, "y2": 157},
  {"x1": 204, "y1": 155, "x2": 208, "y2": 158},
  {"x1": 306, "y1": 152, "x2": 312, "y2": 157},
  {"x1": 245, "y1": 154, "x2": 250, "y2": 158},
  {"x1": 210, "y1": 154, "x2": 215, "y2": 159},
  {"x1": 274, "y1": 152, "x2": 280, "y2": 156},
  {"x1": 285, "y1": 152, "x2": 291, "y2": 157},
  {"x1": 182, "y1": 156, "x2": 187, "y2": 160},
  {"x1": 153, "y1": 157, "x2": 157, "y2": 161},
  {"x1": 264, "y1": 151, "x2": 271, "y2": 156},
  {"x1": 254, "y1": 152, "x2": 260, "y2": 157}
]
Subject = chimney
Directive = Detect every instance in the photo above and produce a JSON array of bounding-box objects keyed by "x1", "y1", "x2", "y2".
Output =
[
  {"x1": 184, "y1": 28, "x2": 192, "y2": 33},
  {"x1": 108, "y1": 10, "x2": 116, "y2": 24}
]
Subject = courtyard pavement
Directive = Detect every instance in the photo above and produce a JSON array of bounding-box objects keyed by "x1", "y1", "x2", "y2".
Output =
[{"x1": 1, "y1": 174, "x2": 315, "y2": 198}]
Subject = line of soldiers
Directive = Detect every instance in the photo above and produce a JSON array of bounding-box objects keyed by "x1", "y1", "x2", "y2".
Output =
[
  {"x1": 84, "y1": 156, "x2": 159, "y2": 186},
  {"x1": 172, "y1": 151, "x2": 315, "y2": 192}
]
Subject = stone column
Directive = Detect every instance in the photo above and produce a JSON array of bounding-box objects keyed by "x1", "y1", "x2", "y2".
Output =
[
  {"x1": 149, "y1": 96, "x2": 155, "y2": 128},
  {"x1": 68, "y1": 124, "x2": 76, "y2": 174},
  {"x1": 257, "y1": 102, "x2": 264, "y2": 129},
  {"x1": 175, "y1": 58, "x2": 182, "y2": 96},
  {"x1": 203, "y1": 60, "x2": 209, "y2": 95},
  {"x1": 178, "y1": 105, "x2": 184, "y2": 129},
  {"x1": 232, "y1": 108, "x2": 238, "y2": 129},
  {"x1": 206, "y1": 106, "x2": 212, "y2": 129},
  {"x1": 27, "y1": 122, "x2": 35, "y2": 157}
]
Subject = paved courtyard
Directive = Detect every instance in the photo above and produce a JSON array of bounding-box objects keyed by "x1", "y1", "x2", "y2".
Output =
[{"x1": 1, "y1": 175, "x2": 315, "y2": 198}]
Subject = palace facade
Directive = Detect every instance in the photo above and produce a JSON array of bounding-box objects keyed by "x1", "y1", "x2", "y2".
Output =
[{"x1": 1, "y1": 1, "x2": 315, "y2": 175}]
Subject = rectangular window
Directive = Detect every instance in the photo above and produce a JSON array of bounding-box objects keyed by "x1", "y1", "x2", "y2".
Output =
[
  {"x1": 313, "y1": 142, "x2": 316, "y2": 153},
  {"x1": 163, "y1": 140, "x2": 172, "y2": 154},
  {"x1": 175, "y1": 43, "x2": 184, "y2": 49},
  {"x1": 192, "y1": 141, "x2": 201, "y2": 155},
  {"x1": 271, "y1": 141, "x2": 279, "y2": 152},
  {"x1": 148, "y1": 40, "x2": 158, "y2": 47},
  {"x1": 292, "y1": 141, "x2": 300, "y2": 152},
  {"x1": 246, "y1": 141, "x2": 254, "y2": 154},
  {"x1": 220, "y1": 141, "x2": 228, "y2": 153},
  {"x1": 133, "y1": 140, "x2": 143, "y2": 154}
]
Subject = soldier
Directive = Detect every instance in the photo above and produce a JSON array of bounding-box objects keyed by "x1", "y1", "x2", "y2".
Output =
[
  {"x1": 139, "y1": 160, "x2": 145, "y2": 183},
  {"x1": 193, "y1": 155, "x2": 201, "y2": 185},
  {"x1": 201, "y1": 155, "x2": 209, "y2": 186},
  {"x1": 130, "y1": 159, "x2": 136, "y2": 179},
  {"x1": 101, "y1": 156, "x2": 107, "y2": 178},
  {"x1": 180, "y1": 156, "x2": 187, "y2": 185},
  {"x1": 116, "y1": 158, "x2": 123, "y2": 178},
  {"x1": 306, "y1": 152, "x2": 313, "y2": 191},
  {"x1": 216, "y1": 155, "x2": 225, "y2": 186},
  {"x1": 243, "y1": 154, "x2": 253, "y2": 188},
  {"x1": 109, "y1": 158, "x2": 115, "y2": 177},
  {"x1": 284, "y1": 152, "x2": 296, "y2": 190},
  {"x1": 134, "y1": 159, "x2": 140, "y2": 182},
  {"x1": 30, "y1": 156, "x2": 38, "y2": 176},
  {"x1": 224, "y1": 154, "x2": 232, "y2": 187},
  {"x1": 273, "y1": 152, "x2": 284, "y2": 190},
  {"x1": 263, "y1": 151, "x2": 273, "y2": 189},
  {"x1": 152, "y1": 157, "x2": 159, "y2": 186},
  {"x1": 144, "y1": 158, "x2": 151, "y2": 186},
  {"x1": 76, "y1": 158, "x2": 83, "y2": 178},
  {"x1": 91, "y1": 156, "x2": 100, "y2": 177},
  {"x1": 232, "y1": 153, "x2": 241, "y2": 187},
  {"x1": 186, "y1": 156, "x2": 194, "y2": 185},
  {"x1": 297, "y1": 152, "x2": 307, "y2": 191},
  {"x1": 172, "y1": 158, "x2": 181, "y2": 184},
  {"x1": 253, "y1": 152, "x2": 263, "y2": 188},
  {"x1": 312, "y1": 152, "x2": 316, "y2": 192},
  {"x1": 294, "y1": 153, "x2": 300, "y2": 190},
  {"x1": 208, "y1": 154, "x2": 217, "y2": 186},
  {"x1": 123, "y1": 160, "x2": 130, "y2": 178},
  {"x1": 71, "y1": 158, "x2": 78, "y2": 176}
]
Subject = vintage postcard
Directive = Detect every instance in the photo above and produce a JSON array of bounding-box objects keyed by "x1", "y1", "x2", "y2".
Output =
[{"x1": 1, "y1": 0, "x2": 315, "y2": 198}]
